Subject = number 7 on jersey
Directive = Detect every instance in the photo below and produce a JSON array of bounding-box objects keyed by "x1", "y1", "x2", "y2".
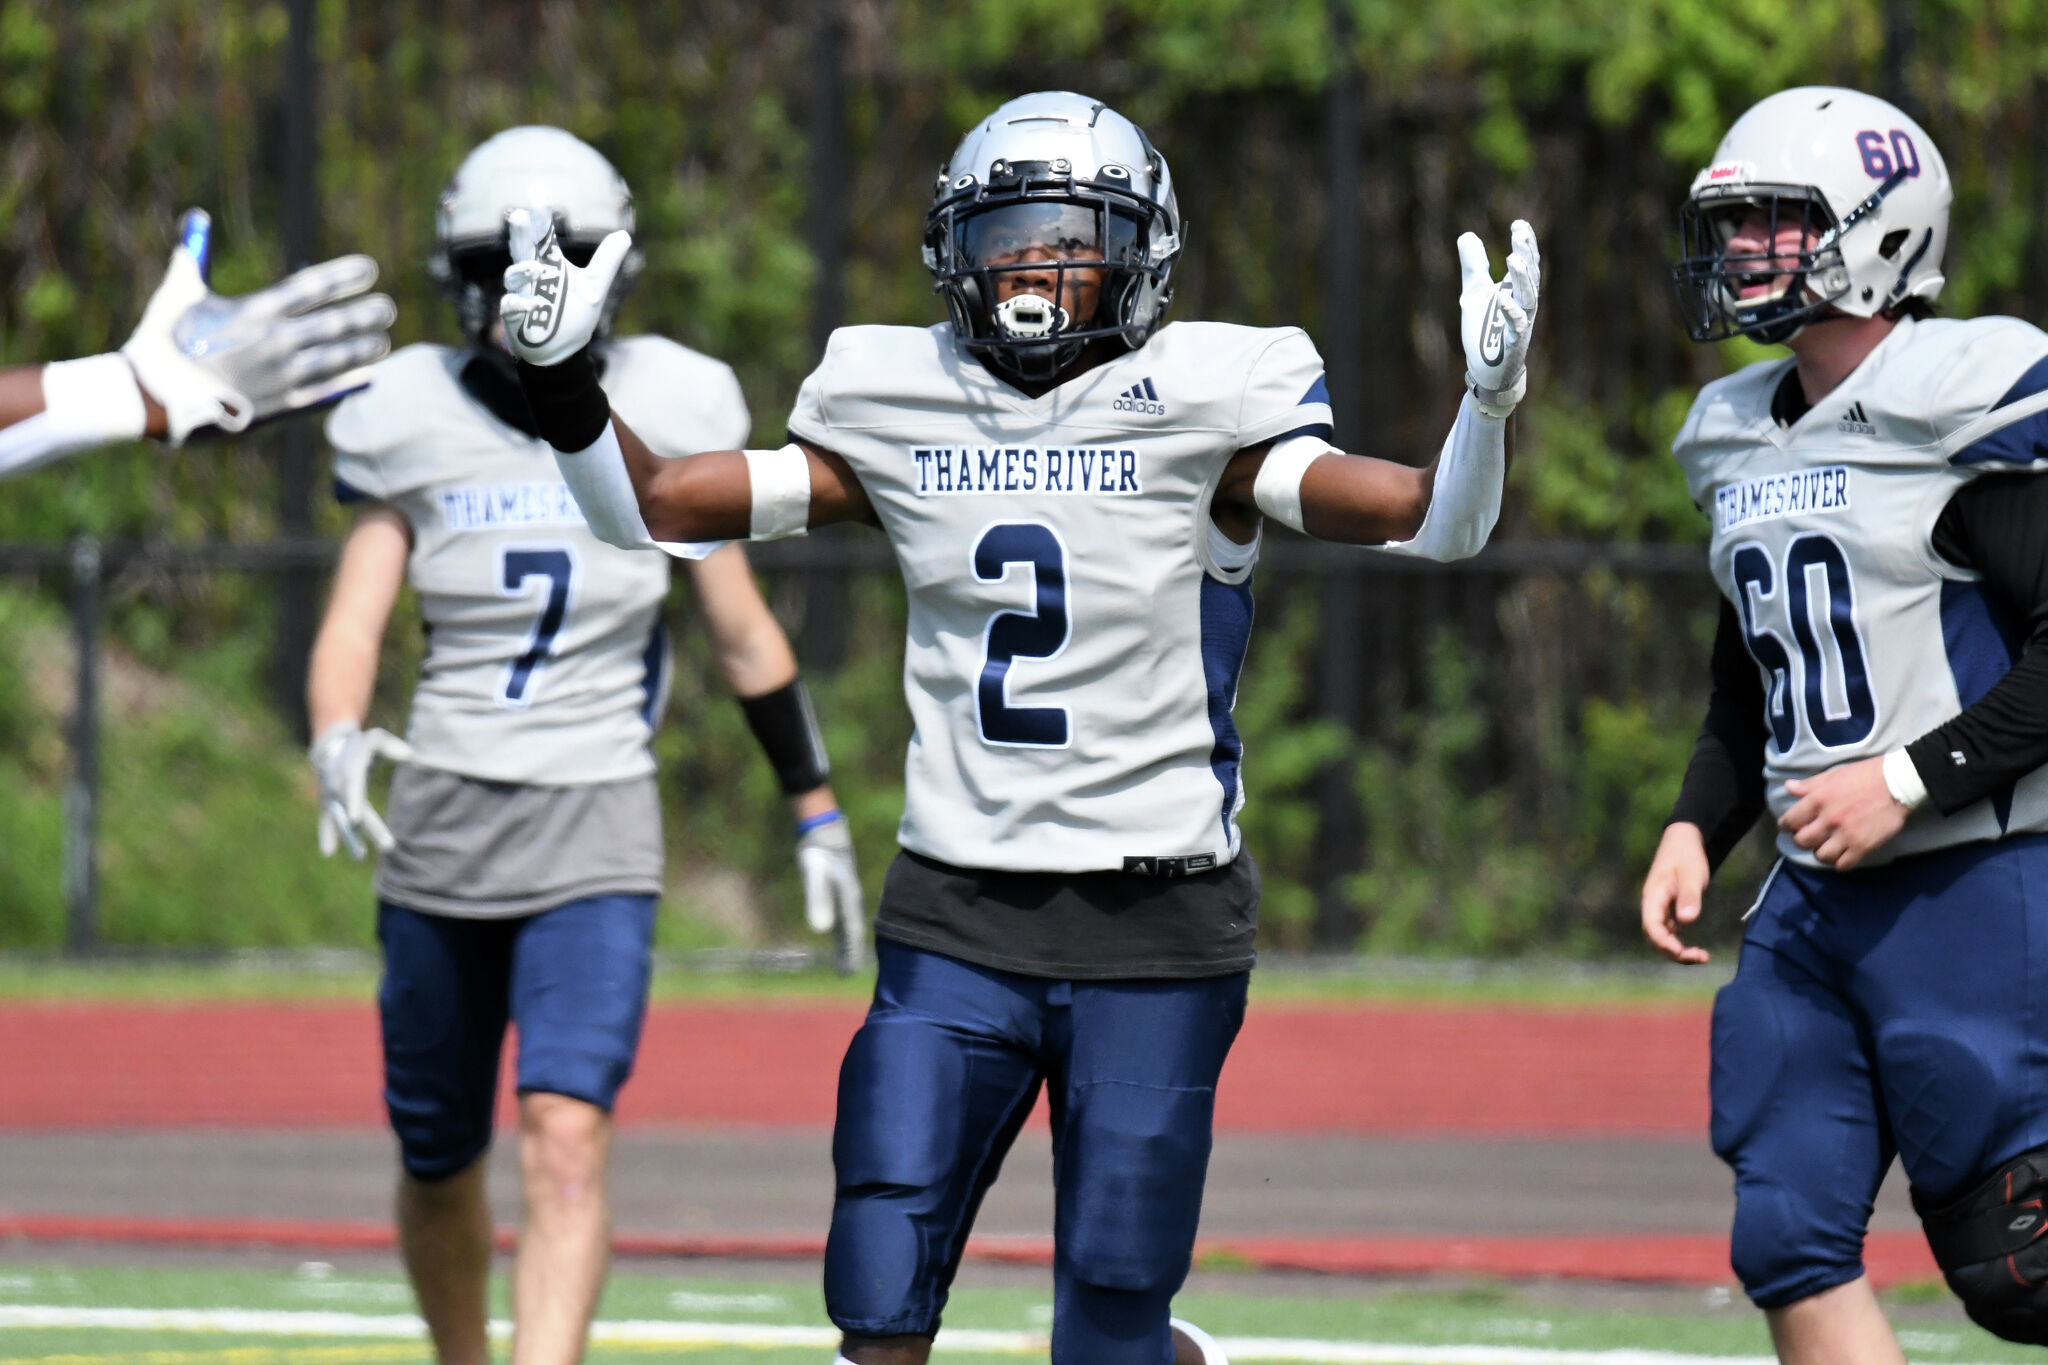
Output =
[{"x1": 498, "y1": 545, "x2": 578, "y2": 709}]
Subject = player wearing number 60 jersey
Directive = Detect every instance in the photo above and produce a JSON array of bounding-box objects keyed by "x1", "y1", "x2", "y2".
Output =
[
  {"x1": 304, "y1": 127, "x2": 862, "y2": 1365},
  {"x1": 501, "y1": 91, "x2": 1541, "y2": 1365},
  {"x1": 1642, "y1": 88, "x2": 2048, "y2": 1359}
]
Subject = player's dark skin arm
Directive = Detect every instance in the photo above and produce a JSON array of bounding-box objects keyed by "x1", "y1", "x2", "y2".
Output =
[
  {"x1": 1210, "y1": 417, "x2": 1514, "y2": 545},
  {"x1": 606, "y1": 414, "x2": 876, "y2": 541},
  {"x1": 0, "y1": 363, "x2": 170, "y2": 438}
]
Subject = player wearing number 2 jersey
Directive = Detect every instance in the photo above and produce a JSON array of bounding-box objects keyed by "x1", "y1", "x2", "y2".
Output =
[
  {"x1": 1642, "y1": 88, "x2": 2048, "y2": 1358},
  {"x1": 501, "y1": 92, "x2": 1542, "y2": 1365},
  {"x1": 304, "y1": 127, "x2": 861, "y2": 1365}
]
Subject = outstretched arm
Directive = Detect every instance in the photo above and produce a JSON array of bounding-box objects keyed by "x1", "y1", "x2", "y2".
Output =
[
  {"x1": 0, "y1": 361, "x2": 167, "y2": 480},
  {"x1": 0, "y1": 209, "x2": 392, "y2": 482},
  {"x1": 598, "y1": 418, "x2": 872, "y2": 544},
  {"x1": 1213, "y1": 221, "x2": 1538, "y2": 558}
]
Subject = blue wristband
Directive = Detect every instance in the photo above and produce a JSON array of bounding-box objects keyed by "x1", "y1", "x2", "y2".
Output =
[{"x1": 796, "y1": 810, "x2": 844, "y2": 836}]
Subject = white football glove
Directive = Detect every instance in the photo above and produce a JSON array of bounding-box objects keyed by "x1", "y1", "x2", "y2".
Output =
[
  {"x1": 310, "y1": 720, "x2": 414, "y2": 860},
  {"x1": 499, "y1": 209, "x2": 634, "y2": 368},
  {"x1": 1457, "y1": 219, "x2": 1541, "y2": 419},
  {"x1": 796, "y1": 814, "x2": 868, "y2": 976},
  {"x1": 122, "y1": 209, "x2": 396, "y2": 446}
]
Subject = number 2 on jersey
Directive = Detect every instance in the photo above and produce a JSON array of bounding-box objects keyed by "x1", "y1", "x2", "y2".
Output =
[
  {"x1": 1731, "y1": 532, "x2": 1876, "y2": 751},
  {"x1": 973, "y1": 522, "x2": 1071, "y2": 746},
  {"x1": 498, "y1": 546, "x2": 577, "y2": 708}
]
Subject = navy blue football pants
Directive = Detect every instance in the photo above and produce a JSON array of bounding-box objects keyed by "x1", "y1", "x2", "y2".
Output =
[
  {"x1": 377, "y1": 895, "x2": 656, "y2": 1181},
  {"x1": 1713, "y1": 834, "x2": 2048, "y2": 1308},
  {"x1": 825, "y1": 941, "x2": 1248, "y2": 1364}
]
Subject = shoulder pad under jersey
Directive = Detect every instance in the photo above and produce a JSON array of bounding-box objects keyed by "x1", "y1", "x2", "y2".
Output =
[{"x1": 603, "y1": 334, "x2": 751, "y2": 457}]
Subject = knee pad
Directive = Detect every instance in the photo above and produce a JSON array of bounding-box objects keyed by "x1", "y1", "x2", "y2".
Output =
[
  {"x1": 1915, "y1": 1147, "x2": 2048, "y2": 1346},
  {"x1": 1727, "y1": 1181, "x2": 1864, "y2": 1309},
  {"x1": 825, "y1": 1014, "x2": 1036, "y2": 1337},
  {"x1": 1051, "y1": 1278, "x2": 1173, "y2": 1365},
  {"x1": 1058, "y1": 1081, "x2": 1214, "y2": 1295},
  {"x1": 387, "y1": 1089, "x2": 494, "y2": 1182}
]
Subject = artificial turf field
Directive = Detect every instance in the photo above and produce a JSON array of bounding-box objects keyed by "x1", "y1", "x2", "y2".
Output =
[{"x1": 0, "y1": 1261, "x2": 2027, "y2": 1365}]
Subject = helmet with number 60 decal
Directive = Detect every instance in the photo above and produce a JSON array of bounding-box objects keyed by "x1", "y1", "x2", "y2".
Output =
[
  {"x1": 430, "y1": 126, "x2": 644, "y2": 345},
  {"x1": 1673, "y1": 86, "x2": 1951, "y2": 345},
  {"x1": 924, "y1": 91, "x2": 1183, "y2": 383}
]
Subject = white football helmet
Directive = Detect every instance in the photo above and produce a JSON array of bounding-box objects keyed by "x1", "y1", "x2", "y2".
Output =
[
  {"x1": 1673, "y1": 86, "x2": 1951, "y2": 344},
  {"x1": 429, "y1": 125, "x2": 643, "y2": 343},
  {"x1": 923, "y1": 91, "x2": 1182, "y2": 382}
]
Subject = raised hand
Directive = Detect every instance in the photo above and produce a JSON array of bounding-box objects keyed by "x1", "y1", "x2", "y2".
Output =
[
  {"x1": 122, "y1": 209, "x2": 395, "y2": 445},
  {"x1": 499, "y1": 208, "x2": 633, "y2": 368},
  {"x1": 1457, "y1": 218, "x2": 1541, "y2": 419}
]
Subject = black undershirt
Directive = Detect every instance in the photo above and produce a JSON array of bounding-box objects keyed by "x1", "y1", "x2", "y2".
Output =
[
  {"x1": 1669, "y1": 369, "x2": 2048, "y2": 868},
  {"x1": 875, "y1": 849, "x2": 1260, "y2": 979}
]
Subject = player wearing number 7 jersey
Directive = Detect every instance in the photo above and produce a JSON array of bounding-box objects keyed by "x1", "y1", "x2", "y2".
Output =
[
  {"x1": 503, "y1": 92, "x2": 1540, "y2": 1365},
  {"x1": 1641, "y1": 88, "x2": 2048, "y2": 1357},
  {"x1": 304, "y1": 127, "x2": 862, "y2": 1365}
]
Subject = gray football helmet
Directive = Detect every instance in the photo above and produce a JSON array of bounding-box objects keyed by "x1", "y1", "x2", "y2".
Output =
[
  {"x1": 923, "y1": 92, "x2": 1183, "y2": 382},
  {"x1": 429, "y1": 126, "x2": 643, "y2": 344}
]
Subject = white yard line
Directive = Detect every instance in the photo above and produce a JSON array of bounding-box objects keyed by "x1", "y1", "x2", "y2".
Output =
[{"x1": 0, "y1": 1305, "x2": 2005, "y2": 1365}]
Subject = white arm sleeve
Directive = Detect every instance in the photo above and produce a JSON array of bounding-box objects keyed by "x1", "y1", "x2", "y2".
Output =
[
  {"x1": 1377, "y1": 394, "x2": 1505, "y2": 562},
  {"x1": 0, "y1": 354, "x2": 148, "y2": 480},
  {"x1": 552, "y1": 420, "x2": 729, "y2": 560}
]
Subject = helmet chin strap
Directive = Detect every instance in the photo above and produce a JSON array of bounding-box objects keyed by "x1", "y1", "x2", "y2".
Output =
[{"x1": 993, "y1": 292, "x2": 1071, "y2": 340}]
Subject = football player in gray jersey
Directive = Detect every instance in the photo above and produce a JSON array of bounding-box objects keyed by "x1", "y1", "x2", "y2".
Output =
[
  {"x1": 304, "y1": 127, "x2": 862, "y2": 1365},
  {"x1": 0, "y1": 208, "x2": 393, "y2": 478},
  {"x1": 502, "y1": 93, "x2": 1540, "y2": 1365},
  {"x1": 1644, "y1": 89, "x2": 2048, "y2": 1358}
]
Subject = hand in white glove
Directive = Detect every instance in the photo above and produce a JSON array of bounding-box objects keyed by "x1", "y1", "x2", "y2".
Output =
[
  {"x1": 796, "y1": 812, "x2": 867, "y2": 976},
  {"x1": 310, "y1": 720, "x2": 414, "y2": 860},
  {"x1": 499, "y1": 209, "x2": 634, "y2": 368},
  {"x1": 122, "y1": 209, "x2": 396, "y2": 445},
  {"x1": 1457, "y1": 218, "x2": 1541, "y2": 419}
]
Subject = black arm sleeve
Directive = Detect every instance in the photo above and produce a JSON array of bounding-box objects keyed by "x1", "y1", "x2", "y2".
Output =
[
  {"x1": 1907, "y1": 474, "x2": 2048, "y2": 814},
  {"x1": 1668, "y1": 597, "x2": 1772, "y2": 871}
]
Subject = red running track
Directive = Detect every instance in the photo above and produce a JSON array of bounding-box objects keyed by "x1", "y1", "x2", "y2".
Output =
[
  {"x1": 0, "y1": 1001, "x2": 1708, "y2": 1135},
  {"x1": 0, "y1": 1214, "x2": 1944, "y2": 1289}
]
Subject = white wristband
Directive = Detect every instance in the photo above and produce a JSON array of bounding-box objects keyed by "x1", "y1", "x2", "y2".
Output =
[
  {"x1": 0, "y1": 355, "x2": 149, "y2": 480},
  {"x1": 45, "y1": 354, "x2": 148, "y2": 443},
  {"x1": 744, "y1": 444, "x2": 812, "y2": 540},
  {"x1": 1882, "y1": 748, "x2": 1929, "y2": 811},
  {"x1": 1252, "y1": 434, "x2": 1335, "y2": 534}
]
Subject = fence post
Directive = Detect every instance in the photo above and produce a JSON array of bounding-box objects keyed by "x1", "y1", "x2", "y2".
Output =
[
  {"x1": 269, "y1": 0, "x2": 321, "y2": 739},
  {"x1": 793, "y1": 1, "x2": 854, "y2": 670},
  {"x1": 63, "y1": 535, "x2": 101, "y2": 956},
  {"x1": 1313, "y1": 0, "x2": 1368, "y2": 946}
]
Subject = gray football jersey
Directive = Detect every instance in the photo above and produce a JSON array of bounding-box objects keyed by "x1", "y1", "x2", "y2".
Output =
[
  {"x1": 788, "y1": 320, "x2": 1332, "y2": 873},
  {"x1": 1673, "y1": 315, "x2": 2048, "y2": 868},
  {"x1": 327, "y1": 337, "x2": 750, "y2": 785}
]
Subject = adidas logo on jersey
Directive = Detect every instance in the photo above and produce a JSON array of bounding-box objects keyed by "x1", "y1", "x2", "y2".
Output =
[
  {"x1": 1113, "y1": 377, "x2": 1167, "y2": 416},
  {"x1": 1838, "y1": 401, "x2": 1877, "y2": 437}
]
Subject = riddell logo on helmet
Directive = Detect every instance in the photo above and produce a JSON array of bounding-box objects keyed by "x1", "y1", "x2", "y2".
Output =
[
  {"x1": 1692, "y1": 161, "x2": 1757, "y2": 195},
  {"x1": 1114, "y1": 377, "x2": 1166, "y2": 415}
]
